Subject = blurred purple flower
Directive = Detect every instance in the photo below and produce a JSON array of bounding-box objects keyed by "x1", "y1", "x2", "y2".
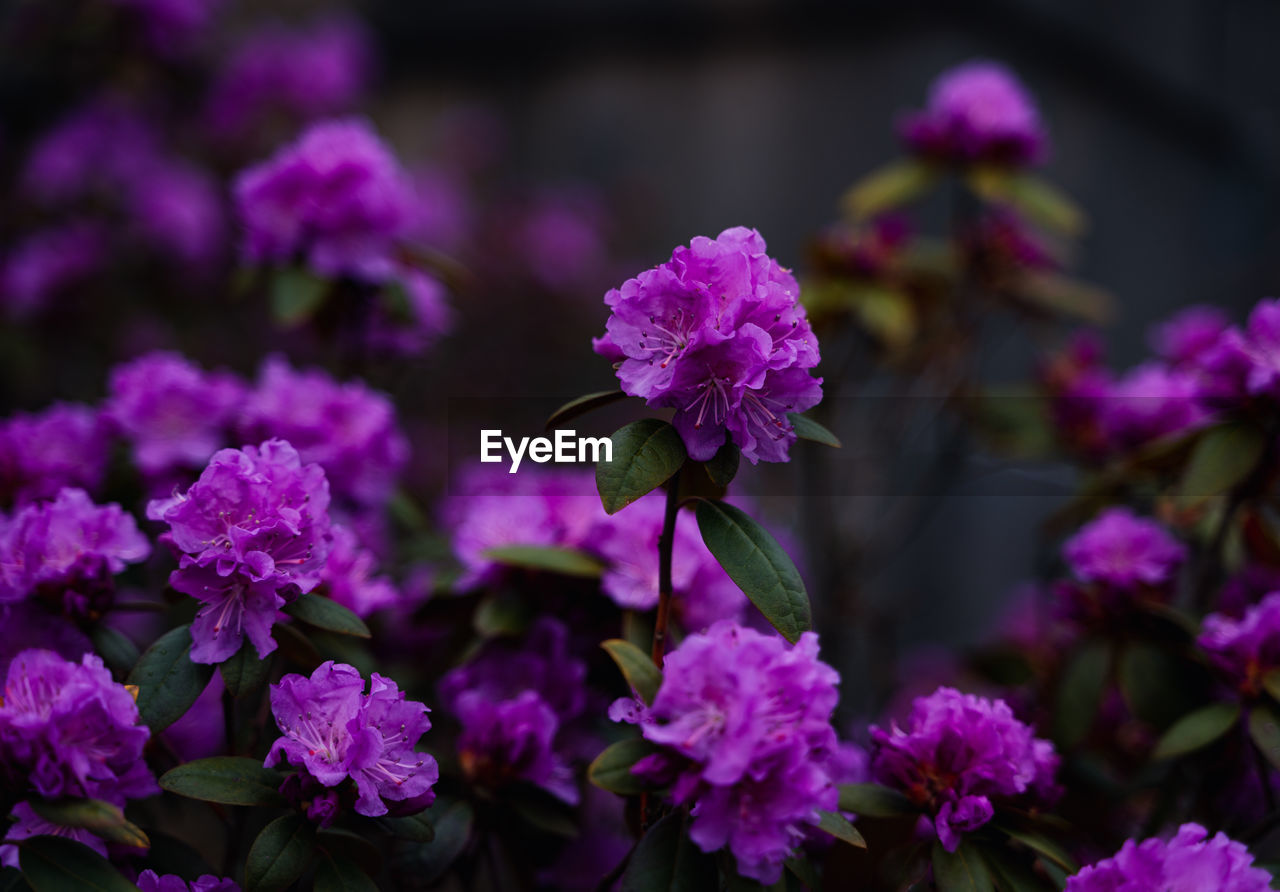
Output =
[
  {"x1": 319, "y1": 525, "x2": 399, "y2": 617},
  {"x1": 1065, "y1": 823, "x2": 1272, "y2": 892},
  {"x1": 870, "y1": 686, "x2": 1058, "y2": 852},
  {"x1": 0, "y1": 649, "x2": 156, "y2": 803},
  {"x1": 613, "y1": 621, "x2": 841, "y2": 884},
  {"x1": 0, "y1": 403, "x2": 109, "y2": 506},
  {"x1": 1062, "y1": 507, "x2": 1187, "y2": 591},
  {"x1": 137, "y1": 870, "x2": 240, "y2": 892},
  {"x1": 238, "y1": 356, "x2": 408, "y2": 509},
  {"x1": 1100, "y1": 362, "x2": 1211, "y2": 448},
  {"x1": 900, "y1": 61, "x2": 1046, "y2": 166},
  {"x1": 109, "y1": 0, "x2": 223, "y2": 52},
  {"x1": 0, "y1": 222, "x2": 105, "y2": 316},
  {"x1": 106, "y1": 350, "x2": 245, "y2": 478},
  {"x1": 1199, "y1": 592, "x2": 1280, "y2": 696},
  {"x1": 21, "y1": 102, "x2": 158, "y2": 207},
  {"x1": 127, "y1": 161, "x2": 225, "y2": 268},
  {"x1": 146, "y1": 439, "x2": 333, "y2": 663},
  {"x1": 1150, "y1": 305, "x2": 1231, "y2": 369},
  {"x1": 0, "y1": 488, "x2": 149, "y2": 613},
  {"x1": 266, "y1": 661, "x2": 437, "y2": 818},
  {"x1": 594, "y1": 227, "x2": 822, "y2": 463}
]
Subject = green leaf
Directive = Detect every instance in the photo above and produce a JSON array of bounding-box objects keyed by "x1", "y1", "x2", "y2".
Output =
[
  {"x1": 695, "y1": 500, "x2": 810, "y2": 643},
  {"x1": 473, "y1": 591, "x2": 532, "y2": 638},
  {"x1": 932, "y1": 841, "x2": 995, "y2": 892},
  {"x1": 1153, "y1": 702, "x2": 1241, "y2": 760},
  {"x1": 126, "y1": 625, "x2": 214, "y2": 732},
  {"x1": 979, "y1": 844, "x2": 1052, "y2": 892},
  {"x1": 545, "y1": 390, "x2": 630, "y2": 431},
  {"x1": 394, "y1": 798, "x2": 473, "y2": 886},
  {"x1": 18, "y1": 836, "x2": 140, "y2": 892},
  {"x1": 1263, "y1": 669, "x2": 1280, "y2": 705},
  {"x1": 160, "y1": 756, "x2": 288, "y2": 807},
  {"x1": 507, "y1": 784, "x2": 580, "y2": 838},
  {"x1": 220, "y1": 640, "x2": 271, "y2": 698},
  {"x1": 283, "y1": 593, "x2": 371, "y2": 638},
  {"x1": 273, "y1": 621, "x2": 322, "y2": 671},
  {"x1": 246, "y1": 814, "x2": 316, "y2": 892},
  {"x1": 1178, "y1": 421, "x2": 1267, "y2": 507},
  {"x1": 482, "y1": 544, "x2": 605, "y2": 578},
  {"x1": 787, "y1": 413, "x2": 841, "y2": 448},
  {"x1": 29, "y1": 798, "x2": 148, "y2": 849},
  {"x1": 89, "y1": 626, "x2": 139, "y2": 678},
  {"x1": 996, "y1": 824, "x2": 1077, "y2": 873},
  {"x1": 842, "y1": 160, "x2": 939, "y2": 219},
  {"x1": 270, "y1": 267, "x2": 329, "y2": 326},
  {"x1": 1016, "y1": 273, "x2": 1112, "y2": 325},
  {"x1": 815, "y1": 810, "x2": 865, "y2": 848},
  {"x1": 1052, "y1": 642, "x2": 1109, "y2": 749},
  {"x1": 703, "y1": 442, "x2": 741, "y2": 488},
  {"x1": 784, "y1": 856, "x2": 821, "y2": 891},
  {"x1": 316, "y1": 828, "x2": 381, "y2": 877},
  {"x1": 596, "y1": 419, "x2": 687, "y2": 515},
  {"x1": 0, "y1": 866, "x2": 29, "y2": 892},
  {"x1": 837, "y1": 783, "x2": 920, "y2": 817},
  {"x1": 620, "y1": 811, "x2": 717, "y2": 892},
  {"x1": 588, "y1": 738, "x2": 662, "y2": 795},
  {"x1": 315, "y1": 853, "x2": 378, "y2": 892},
  {"x1": 1117, "y1": 643, "x2": 1200, "y2": 728},
  {"x1": 966, "y1": 168, "x2": 1085, "y2": 237},
  {"x1": 601, "y1": 639, "x2": 663, "y2": 705},
  {"x1": 1249, "y1": 704, "x2": 1280, "y2": 772},
  {"x1": 376, "y1": 812, "x2": 434, "y2": 843}
]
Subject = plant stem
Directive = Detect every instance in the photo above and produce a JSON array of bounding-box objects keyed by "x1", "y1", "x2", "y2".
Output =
[{"x1": 650, "y1": 467, "x2": 682, "y2": 669}]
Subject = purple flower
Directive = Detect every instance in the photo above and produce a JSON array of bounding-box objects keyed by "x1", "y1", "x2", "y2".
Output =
[
  {"x1": 205, "y1": 18, "x2": 372, "y2": 140},
  {"x1": 1199, "y1": 592, "x2": 1280, "y2": 696},
  {"x1": 1062, "y1": 507, "x2": 1187, "y2": 591},
  {"x1": 1207, "y1": 297, "x2": 1280, "y2": 400},
  {"x1": 870, "y1": 686, "x2": 1058, "y2": 852},
  {"x1": 233, "y1": 118, "x2": 415, "y2": 281},
  {"x1": 21, "y1": 102, "x2": 158, "y2": 207},
  {"x1": 1, "y1": 801, "x2": 107, "y2": 868},
  {"x1": 0, "y1": 403, "x2": 109, "y2": 506},
  {"x1": 106, "y1": 351, "x2": 246, "y2": 478},
  {"x1": 365, "y1": 268, "x2": 453, "y2": 356},
  {"x1": 266, "y1": 661, "x2": 438, "y2": 818},
  {"x1": 137, "y1": 871, "x2": 240, "y2": 892},
  {"x1": 594, "y1": 490, "x2": 745, "y2": 629},
  {"x1": 594, "y1": 227, "x2": 822, "y2": 463},
  {"x1": 127, "y1": 161, "x2": 225, "y2": 268},
  {"x1": 0, "y1": 649, "x2": 156, "y2": 803},
  {"x1": 0, "y1": 222, "x2": 105, "y2": 316},
  {"x1": 613, "y1": 621, "x2": 840, "y2": 883},
  {"x1": 1065, "y1": 823, "x2": 1272, "y2": 892},
  {"x1": 238, "y1": 357, "x2": 408, "y2": 509},
  {"x1": 146, "y1": 439, "x2": 333, "y2": 663},
  {"x1": 517, "y1": 189, "x2": 608, "y2": 291},
  {"x1": 0, "y1": 489, "x2": 150, "y2": 611},
  {"x1": 319, "y1": 525, "x2": 399, "y2": 617},
  {"x1": 1151, "y1": 305, "x2": 1231, "y2": 369},
  {"x1": 1100, "y1": 362, "x2": 1212, "y2": 448},
  {"x1": 900, "y1": 61, "x2": 1046, "y2": 166},
  {"x1": 109, "y1": 0, "x2": 222, "y2": 52},
  {"x1": 438, "y1": 618, "x2": 587, "y2": 803}
]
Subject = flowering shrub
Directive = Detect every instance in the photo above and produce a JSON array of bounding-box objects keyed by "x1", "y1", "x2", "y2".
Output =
[{"x1": 0, "y1": 16, "x2": 1277, "y2": 892}]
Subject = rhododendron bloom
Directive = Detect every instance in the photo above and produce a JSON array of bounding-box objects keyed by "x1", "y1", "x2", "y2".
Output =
[
  {"x1": 1062, "y1": 507, "x2": 1187, "y2": 590},
  {"x1": 267, "y1": 661, "x2": 437, "y2": 817},
  {"x1": 594, "y1": 227, "x2": 822, "y2": 463},
  {"x1": 612, "y1": 621, "x2": 841, "y2": 883},
  {"x1": 869, "y1": 686, "x2": 1058, "y2": 851},
  {"x1": 1199, "y1": 592, "x2": 1280, "y2": 695},
  {"x1": 0, "y1": 403, "x2": 110, "y2": 506},
  {"x1": 147, "y1": 439, "x2": 332, "y2": 662},
  {"x1": 1065, "y1": 823, "x2": 1272, "y2": 892}
]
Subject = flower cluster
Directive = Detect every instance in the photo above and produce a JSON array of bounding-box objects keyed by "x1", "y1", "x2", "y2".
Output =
[
  {"x1": 1198, "y1": 592, "x2": 1280, "y2": 696},
  {"x1": 267, "y1": 661, "x2": 437, "y2": 819},
  {"x1": 1065, "y1": 823, "x2": 1272, "y2": 892},
  {"x1": 438, "y1": 617, "x2": 587, "y2": 803},
  {"x1": 1057, "y1": 507, "x2": 1187, "y2": 619},
  {"x1": 900, "y1": 61, "x2": 1046, "y2": 166},
  {"x1": 106, "y1": 351, "x2": 246, "y2": 480},
  {"x1": 238, "y1": 356, "x2": 409, "y2": 510},
  {"x1": 147, "y1": 439, "x2": 333, "y2": 663},
  {"x1": 594, "y1": 227, "x2": 822, "y2": 463},
  {"x1": 318, "y1": 525, "x2": 399, "y2": 617},
  {"x1": 0, "y1": 649, "x2": 157, "y2": 804},
  {"x1": 0, "y1": 222, "x2": 105, "y2": 317},
  {"x1": 0, "y1": 403, "x2": 109, "y2": 506},
  {"x1": 613, "y1": 621, "x2": 841, "y2": 883},
  {"x1": 869, "y1": 686, "x2": 1058, "y2": 851},
  {"x1": 0, "y1": 489, "x2": 150, "y2": 615}
]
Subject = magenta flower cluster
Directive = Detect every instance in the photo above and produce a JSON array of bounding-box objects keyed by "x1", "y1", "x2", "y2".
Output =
[
  {"x1": 266, "y1": 661, "x2": 437, "y2": 819},
  {"x1": 594, "y1": 227, "x2": 822, "y2": 463},
  {"x1": 438, "y1": 617, "x2": 587, "y2": 804},
  {"x1": 613, "y1": 621, "x2": 841, "y2": 884},
  {"x1": 869, "y1": 686, "x2": 1058, "y2": 852},
  {"x1": 1062, "y1": 507, "x2": 1187, "y2": 592},
  {"x1": 147, "y1": 439, "x2": 333, "y2": 663},
  {"x1": 900, "y1": 61, "x2": 1047, "y2": 166},
  {"x1": 1199, "y1": 592, "x2": 1280, "y2": 695},
  {"x1": 0, "y1": 489, "x2": 150, "y2": 612},
  {"x1": 0, "y1": 403, "x2": 109, "y2": 506},
  {"x1": 0, "y1": 649, "x2": 157, "y2": 805},
  {"x1": 1066, "y1": 823, "x2": 1272, "y2": 892}
]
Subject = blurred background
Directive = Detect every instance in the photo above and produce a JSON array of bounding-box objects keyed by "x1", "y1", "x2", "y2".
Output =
[{"x1": 3, "y1": 0, "x2": 1278, "y2": 713}]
